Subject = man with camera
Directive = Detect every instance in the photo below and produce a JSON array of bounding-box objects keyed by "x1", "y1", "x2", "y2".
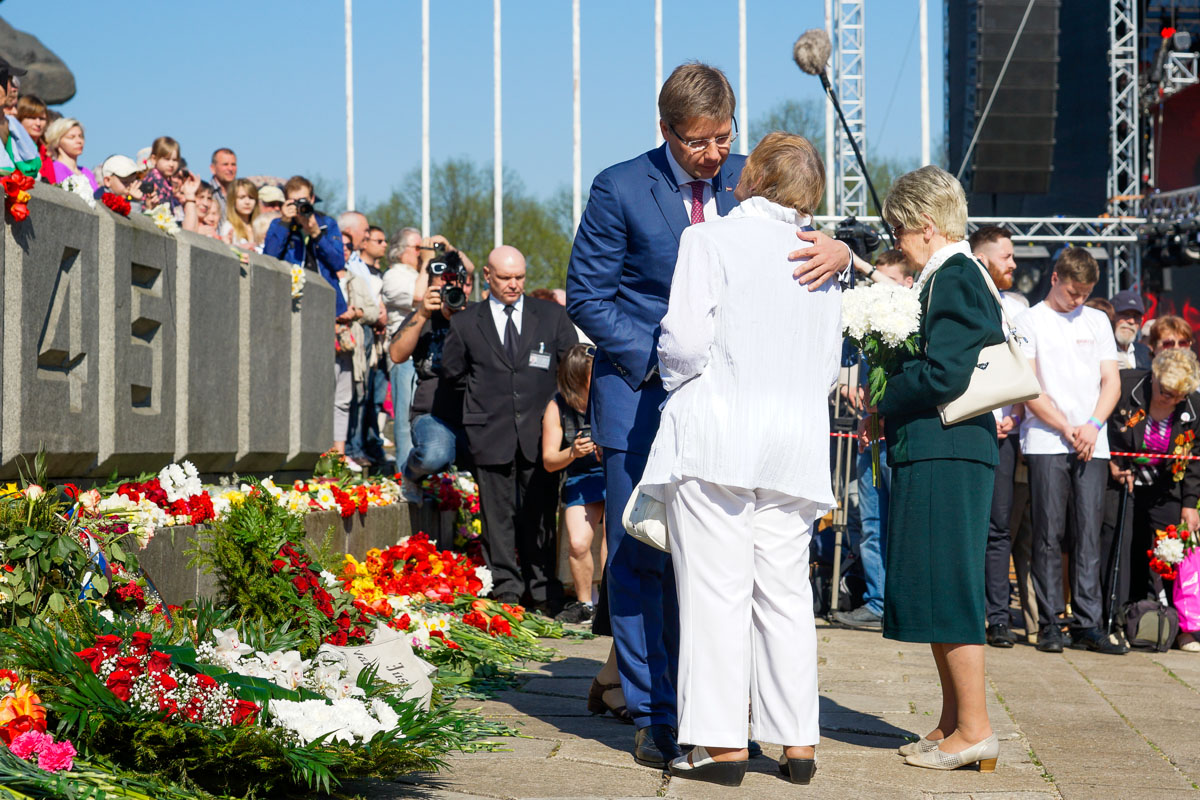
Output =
[
  {"x1": 263, "y1": 175, "x2": 346, "y2": 312},
  {"x1": 390, "y1": 240, "x2": 475, "y2": 505},
  {"x1": 441, "y1": 245, "x2": 578, "y2": 613}
]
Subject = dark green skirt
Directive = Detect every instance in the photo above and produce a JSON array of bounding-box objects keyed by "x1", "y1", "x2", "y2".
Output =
[{"x1": 882, "y1": 458, "x2": 994, "y2": 645}]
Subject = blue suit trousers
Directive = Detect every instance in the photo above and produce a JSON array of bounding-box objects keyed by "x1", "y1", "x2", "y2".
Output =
[{"x1": 603, "y1": 448, "x2": 679, "y2": 730}]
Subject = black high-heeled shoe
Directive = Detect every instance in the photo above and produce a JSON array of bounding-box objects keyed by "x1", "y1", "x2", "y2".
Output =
[
  {"x1": 586, "y1": 678, "x2": 633, "y2": 724},
  {"x1": 778, "y1": 753, "x2": 817, "y2": 784},
  {"x1": 669, "y1": 746, "x2": 749, "y2": 786}
]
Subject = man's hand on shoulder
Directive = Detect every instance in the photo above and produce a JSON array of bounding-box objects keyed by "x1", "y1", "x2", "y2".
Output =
[{"x1": 790, "y1": 230, "x2": 851, "y2": 291}]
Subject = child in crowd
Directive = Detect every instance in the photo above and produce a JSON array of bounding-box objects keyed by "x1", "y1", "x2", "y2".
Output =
[
  {"x1": 139, "y1": 136, "x2": 183, "y2": 216},
  {"x1": 220, "y1": 178, "x2": 259, "y2": 250},
  {"x1": 541, "y1": 344, "x2": 605, "y2": 624},
  {"x1": 193, "y1": 183, "x2": 221, "y2": 239}
]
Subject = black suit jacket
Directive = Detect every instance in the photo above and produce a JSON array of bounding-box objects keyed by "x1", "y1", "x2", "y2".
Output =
[{"x1": 440, "y1": 297, "x2": 579, "y2": 465}]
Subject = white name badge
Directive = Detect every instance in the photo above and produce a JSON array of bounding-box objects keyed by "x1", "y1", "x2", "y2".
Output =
[{"x1": 529, "y1": 352, "x2": 551, "y2": 370}]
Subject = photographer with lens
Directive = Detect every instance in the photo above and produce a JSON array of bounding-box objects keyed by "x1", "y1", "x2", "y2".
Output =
[
  {"x1": 390, "y1": 243, "x2": 476, "y2": 504},
  {"x1": 263, "y1": 175, "x2": 346, "y2": 312},
  {"x1": 412, "y1": 234, "x2": 476, "y2": 306}
]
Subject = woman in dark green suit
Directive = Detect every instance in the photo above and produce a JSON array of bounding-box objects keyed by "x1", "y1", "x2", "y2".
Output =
[{"x1": 866, "y1": 166, "x2": 1006, "y2": 772}]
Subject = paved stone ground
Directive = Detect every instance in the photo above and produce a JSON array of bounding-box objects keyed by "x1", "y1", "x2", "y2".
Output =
[{"x1": 353, "y1": 621, "x2": 1200, "y2": 799}]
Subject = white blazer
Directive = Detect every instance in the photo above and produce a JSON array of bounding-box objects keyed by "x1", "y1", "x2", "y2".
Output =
[{"x1": 640, "y1": 196, "x2": 843, "y2": 505}]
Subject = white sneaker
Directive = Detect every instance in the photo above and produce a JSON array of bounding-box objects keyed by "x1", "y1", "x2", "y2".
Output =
[
  {"x1": 381, "y1": 435, "x2": 395, "y2": 449},
  {"x1": 343, "y1": 456, "x2": 363, "y2": 473}
]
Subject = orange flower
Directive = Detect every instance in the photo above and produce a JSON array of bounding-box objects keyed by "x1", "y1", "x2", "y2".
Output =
[{"x1": 0, "y1": 684, "x2": 48, "y2": 746}]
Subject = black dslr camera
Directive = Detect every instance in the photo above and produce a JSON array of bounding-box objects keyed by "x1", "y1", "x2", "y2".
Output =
[
  {"x1": 833, "y1": 216, "x2": 881, "y2": 261},
  {"x1": 427, "y1": 243, "x2": 470, "y2": 311},
  {"x1": 291, "y1": 197, "x2": 315, "y2": 217}
]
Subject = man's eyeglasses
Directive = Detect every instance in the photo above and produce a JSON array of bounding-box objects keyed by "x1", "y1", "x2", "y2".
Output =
[
  {"x1": 668, "y1": 117, "x2": 738, "y2": 153},
  {"x1": 368, "y1": 237, "x2": 387, "y2": 245}
]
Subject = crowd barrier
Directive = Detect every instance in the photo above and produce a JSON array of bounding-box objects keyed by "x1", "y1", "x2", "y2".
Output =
[{"x1": 1, "y1": 183, "x2": 336, "y2": 479}]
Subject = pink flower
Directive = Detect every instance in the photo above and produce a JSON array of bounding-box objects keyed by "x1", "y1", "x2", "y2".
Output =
[
  {"x1": 79, "y1": 488, "x2": 102, "y2": 516},
  {"x1": 9, "y1": 729, "x2": 51, "y2": 759},
  {"x1": 38, "y1": 740, "x2": 76, "y2": 772},
  {"x1": 23, "y1": 485, "x2": 43, "y2": 501}
]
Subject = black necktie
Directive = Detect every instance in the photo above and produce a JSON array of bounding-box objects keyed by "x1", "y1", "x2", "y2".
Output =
[{"x1": 504, "y1": 304, "x2": 519, "y2": 364}]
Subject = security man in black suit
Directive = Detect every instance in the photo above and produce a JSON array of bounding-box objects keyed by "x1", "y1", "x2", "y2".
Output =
[{"x1": 441, "y1": 245, "x2": 578, "y2": 612}]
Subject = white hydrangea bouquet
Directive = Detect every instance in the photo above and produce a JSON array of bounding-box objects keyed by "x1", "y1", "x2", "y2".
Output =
[{"x1": 841, "y1": 282, "x2": 923, "y2": 481}]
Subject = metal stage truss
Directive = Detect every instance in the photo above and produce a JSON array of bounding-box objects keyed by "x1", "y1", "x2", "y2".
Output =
[
  {"x1": 1145, "y1": 184, "x2": 1200, "y2": 221},
  {"x1": 813, "y1": 216, "x2": 1144, "y2": 245},
  {"x1": 1108, "y1": 0, "x2": 1142, "y2": 295},
  {"x1": 832, "y1": 0, "x2": 867, "y2": 218}
]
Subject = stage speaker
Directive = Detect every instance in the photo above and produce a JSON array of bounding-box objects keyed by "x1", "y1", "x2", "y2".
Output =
[{"x1": 959, "y1": 0, "x2": 1061, "y2": 194}]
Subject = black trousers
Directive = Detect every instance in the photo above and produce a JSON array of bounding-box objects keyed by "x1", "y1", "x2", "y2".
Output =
[
  {"x1": 1100, "y1": 478, "x2": 1179, "y2": 624},
  {"x1": 1027, "y1": 454, "x2": 1107, "y2": 632},
  {"x1": 476, "y1": 451, "x2": 563, "y2": 606},
  {"x1": 984, "y1": 434, "x2": 1020, "y2": 626}
]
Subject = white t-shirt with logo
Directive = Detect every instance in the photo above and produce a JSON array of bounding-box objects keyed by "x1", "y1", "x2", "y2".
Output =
[{"x1": 1015, "y1": 302, "x2": 1118, "y2": 457}]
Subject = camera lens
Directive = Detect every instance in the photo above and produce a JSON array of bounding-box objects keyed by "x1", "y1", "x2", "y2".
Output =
[{"x1": 443, "y1": 286, "x2": 467, "y2": 311}]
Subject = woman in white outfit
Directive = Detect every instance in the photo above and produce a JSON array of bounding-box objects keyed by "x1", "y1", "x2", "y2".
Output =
[{"x1": 639, "y1": 133, "x2": 842, "y2": 787}]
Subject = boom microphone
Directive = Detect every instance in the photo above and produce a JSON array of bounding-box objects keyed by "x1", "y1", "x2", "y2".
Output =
[
  {"x1": 792, "y1": 26, "x2": 891, "y2": 246},
  {"x1": 793, "y1": 29, "x2": 832, "y2": 78}
]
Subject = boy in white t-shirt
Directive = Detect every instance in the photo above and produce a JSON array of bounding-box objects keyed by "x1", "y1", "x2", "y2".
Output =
[{"x1": 1015, "y1": 247, "x2": 1125, "y2": 656}]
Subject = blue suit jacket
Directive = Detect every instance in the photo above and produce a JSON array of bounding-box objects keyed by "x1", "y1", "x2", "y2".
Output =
[{"x1": 566, "y1": 145, "x2": 746, "y2": 454}]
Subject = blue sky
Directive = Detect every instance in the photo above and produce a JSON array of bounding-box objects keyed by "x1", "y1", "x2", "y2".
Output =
[{"x1": 2, "y1": 0, "x2": 943, "y2": 212}]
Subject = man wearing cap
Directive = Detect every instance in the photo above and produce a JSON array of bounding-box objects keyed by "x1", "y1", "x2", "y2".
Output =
[
  {"x1": 95, "y1": 155, "x2": 145, "y2": 208},
  {"x1": 0, "y1": 56, "x2": 39, "y2": 177},
  {"x1": 258, "y1": 185, "x2": 285, "y2": 216},
  {"x1": 1111, "y1": 289, "x2": 1151, "y2": 370}
]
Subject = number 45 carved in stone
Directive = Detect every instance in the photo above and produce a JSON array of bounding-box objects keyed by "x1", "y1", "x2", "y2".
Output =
[{"x1": 36, "y1": 246, "x2": 86, "y2": 413}]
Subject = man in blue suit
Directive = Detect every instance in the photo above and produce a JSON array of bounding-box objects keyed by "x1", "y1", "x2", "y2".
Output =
[{"x1": 567, "y1": 62, "x2": 852, "y2": 769}]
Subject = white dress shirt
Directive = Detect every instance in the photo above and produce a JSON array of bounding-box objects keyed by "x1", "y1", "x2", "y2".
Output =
[
  {"x1": 640, "y1": 196, "x2": 844, "y2": 504},
  {"x1": 664, "y1": 144, "x2": 718, "y2": 222},
  {"x1": 488, "y1": 293, "x2": 523, "y2": 343},
  {"x1": 381, "y1": 264, "x2": 419, "y2": 339}
]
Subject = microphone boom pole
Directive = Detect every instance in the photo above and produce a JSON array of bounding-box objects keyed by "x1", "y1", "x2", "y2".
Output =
[{"x1": 795, "y1": 29, "x2": 894, "y2": 246}]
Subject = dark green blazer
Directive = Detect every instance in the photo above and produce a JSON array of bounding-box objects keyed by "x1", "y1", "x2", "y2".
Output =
[{"x1": 878, "y1": 253, "x2": 1006, "y2": 466}]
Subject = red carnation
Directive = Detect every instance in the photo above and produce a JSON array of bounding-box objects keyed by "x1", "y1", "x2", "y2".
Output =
[
  {"x1": 106, "y1": 669, "x2": 134, "y2": 701},
  {"x1": 100, "y1": 191, "x2": 131, "y2": 217}
]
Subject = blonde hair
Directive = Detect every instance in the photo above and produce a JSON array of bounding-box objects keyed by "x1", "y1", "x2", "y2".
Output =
[
  {"x1": 44, "y1": 117, "x2": 83, "y2": 154},
  {"x1": 226, "y1": 178, "x2": 260, "y2": 243},
  {"x1": 657, "y1": 62, "x2": 735, "y2": 129},
  {"x1": 881, "y1": 165, "x2": 968, "y2": 242},
  {"x1": 252, "y1": 213, "x2": 275, "y2": 245},
  {"x1": 150, "y1": 136, "x2": 180, "y2": 160},
  {"x1": 738, "y1": 132, "x2": 824, "y2": 216},
  {"x1": 1152, "y1": 347, "x2": 1200, "y2": 397}
]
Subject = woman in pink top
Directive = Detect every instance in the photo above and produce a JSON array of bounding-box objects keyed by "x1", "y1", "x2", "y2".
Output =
[
  {"x1": 1105, "y1": 347, "x2": 1200, "y2": 652},
  {"x1": 44, "y1": 117, "x2": 96, "y2": 191}
]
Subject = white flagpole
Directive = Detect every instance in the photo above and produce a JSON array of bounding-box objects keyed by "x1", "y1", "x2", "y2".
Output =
[
  {"x1": 573, "y1": 0, "x2": 582, "y2": 231},
  {"x1": 824, "y1": 0, "x2": 835, "y2": 215},
  {"x1": 494, "y1": 0, "x2": 503, "y2": 248},
  {"x1": 344, "y1": 0, "x2": 355, "y2": 210},
  {"x1": 920, "y1": 0, "x2": 931, "y2": 165},
  {"x1": 421, "y1": 0, "x2": 430, "y2": 237},
  {"x1": 654, "y1": 0, "x2": 663, "y2": 146},
  {"x1": 738, "y1": 0, "x2": 748, "y2": 155}
]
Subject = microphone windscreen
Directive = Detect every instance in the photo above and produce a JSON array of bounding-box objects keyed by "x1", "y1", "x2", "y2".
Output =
[{"x1": 793, "y1": 29, "x2": 832, "y2": 76}]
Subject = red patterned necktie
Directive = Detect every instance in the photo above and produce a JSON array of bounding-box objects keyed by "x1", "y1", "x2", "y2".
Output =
[{"x1": 688, "y1": 180, "x2": 706, "y2": 224}]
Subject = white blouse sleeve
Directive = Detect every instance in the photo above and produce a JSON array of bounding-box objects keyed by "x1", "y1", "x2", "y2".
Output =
[{"x1": 657, "y1": 227, "x2": 723, "y2": 392}]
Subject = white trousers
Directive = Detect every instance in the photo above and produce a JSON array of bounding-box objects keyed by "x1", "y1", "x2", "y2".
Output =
[{"x1": 666, "y1": 477, "x2": 820, "y2": 748}]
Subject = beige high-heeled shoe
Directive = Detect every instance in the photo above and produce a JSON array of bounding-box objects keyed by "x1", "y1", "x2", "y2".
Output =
[
  {"x1": 904, "y1": 734, "x2": 999, "y2": 772},
  {"x1": 897, "y1": 737, "x2": 941, "y2": 757}
]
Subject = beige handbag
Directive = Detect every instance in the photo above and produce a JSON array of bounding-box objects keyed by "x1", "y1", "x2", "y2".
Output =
[
  {"x1": 622, "y1": 485, "x2": 670, "y2": 553},
  {"x1": 933, "y1": 258, "x2": 1041, "y2": 425}
]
